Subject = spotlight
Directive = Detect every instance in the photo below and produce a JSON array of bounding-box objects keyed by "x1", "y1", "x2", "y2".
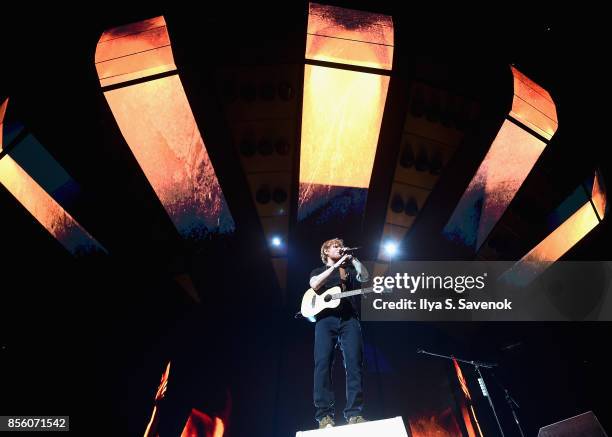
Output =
[
  {"x1": 256, "y1": 185, "x2": 271, "y2": 204},
  {"x1": 383, "y1": 241, "x2": 399, "y2": 257},
  {"x1": 257, "y1": 138, "x2": 274, "y2": 156},
  {"x1": 390, "y1": 194, "x2": 405, "y2": 213},
  {"x1": 272, "y1": 187, "x2": 288, "y2": 204},
  {"x1": 271, "y1": 236, "x2": 282, "y2": 247},
  {"x1": 415, "y1": 147, "x2": 429, "y2": 172},
  {"x1": 399, "y1": 143, "x2": 415, "y2": 168},
  {"x1": 278, "y1": 81, "x2": 294, "y2": 100},
  {"x1": 240, "y1": 82, "x2": 257, "y2": 102},
  {"x1": 404, "y1": 197, "x2": 418, "y2": 216},
  {"x1": 275, "y1": 138, "x2": 290, "y2": 156},
  {"x1": 429, "y1": 151, "x2": 443, "y2": 175},
  {"x1": 260, "y1": 81, "x2": 275, "y2": 101}
]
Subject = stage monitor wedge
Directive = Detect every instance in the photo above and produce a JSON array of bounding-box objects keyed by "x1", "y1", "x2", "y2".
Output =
[{"x1": 538, "y1": 411, "x2": 608, "y2": 437}]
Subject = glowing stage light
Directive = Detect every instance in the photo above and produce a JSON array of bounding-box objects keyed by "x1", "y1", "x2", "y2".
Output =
[
  {"x1": 383, "y1": 241, "x2": 399, "y2": 257},
  {"x1": 271, "y1": 236, "x2": 283, "y2": 247}
]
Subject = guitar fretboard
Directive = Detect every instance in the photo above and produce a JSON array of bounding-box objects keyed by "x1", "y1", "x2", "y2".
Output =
[{"x1": 331, "y1": 287, "x2": 374, "y2": 299}]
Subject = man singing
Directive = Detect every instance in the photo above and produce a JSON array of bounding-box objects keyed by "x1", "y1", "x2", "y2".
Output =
[{"x1": 309, "y1": 238, "x2": 370, "y2": 428}]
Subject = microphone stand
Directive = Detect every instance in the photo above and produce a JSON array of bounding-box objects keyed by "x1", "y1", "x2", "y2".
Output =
[
  {"x1": 504, "y1": 389, "x2": 524, "y2": 437},
  {"x1": 491, "y1": 373, "x2": 525, "y2": 437},
  {"x1": 417, "y1": 349, "x2": 505, "y2": 437}
]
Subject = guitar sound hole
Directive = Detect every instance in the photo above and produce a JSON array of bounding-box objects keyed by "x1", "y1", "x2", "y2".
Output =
[{"x1": 324, "y1": 295, "x2": 332, "y2": 302}]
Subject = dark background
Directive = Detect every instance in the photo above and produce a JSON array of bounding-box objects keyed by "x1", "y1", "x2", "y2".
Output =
[{"x1": 1, "y1": 3, "x2": 610, "y2": 436}]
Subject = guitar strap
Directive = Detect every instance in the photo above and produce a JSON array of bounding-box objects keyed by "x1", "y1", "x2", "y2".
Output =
[
  {"x1": 339, "y1": 266, "x2": 348, "y2": 291},
  {"x1": 339, "y1": 265, "x2": 360, "y2": 320}
]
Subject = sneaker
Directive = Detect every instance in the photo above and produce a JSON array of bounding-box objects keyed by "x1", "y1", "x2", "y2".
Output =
[
  {"x1": 347, "y1": 415, "x2": 367, "y2": 425},
  {"x1": 318, "y1": 416, "x2": 335, "y2": 429}
]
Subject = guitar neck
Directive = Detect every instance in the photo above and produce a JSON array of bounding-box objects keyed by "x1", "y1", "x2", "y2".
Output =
[{"x1": 334, "y1": 287, "x2": 374, "y2": 299}]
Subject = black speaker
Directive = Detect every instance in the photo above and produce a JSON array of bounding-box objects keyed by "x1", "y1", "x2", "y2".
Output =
[{"x1": 538, "y1": 411, "x2": 608, "y2": 437}]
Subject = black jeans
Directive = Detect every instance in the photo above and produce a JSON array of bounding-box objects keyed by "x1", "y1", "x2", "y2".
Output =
[{"x1": 313, "y1": 314, "x2": 364, "y2": 421}]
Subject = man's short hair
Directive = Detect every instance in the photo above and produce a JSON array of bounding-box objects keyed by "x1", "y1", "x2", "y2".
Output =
[{"x1": 321, "y1": 238, "x2": 344, "y2": 264}]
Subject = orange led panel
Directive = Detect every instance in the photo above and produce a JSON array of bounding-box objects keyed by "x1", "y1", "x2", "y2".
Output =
[
  {"x1": 96, "y1": 17, "x2": 234, "y2": 238},
  {"x1": 299, "y1": 4, "x2": 393, "y2": 220},
  {"x1": 306, "y1": 2, "x2": 393, "y2": 70},
  {"x1": 444, "y1": 120, "x2": 546, "y2": 250},
  {"x1": 510, "y1": 66, "x2": 558, "y2": 140},
  {"x1": 591, "y1": 170, "x2": 607, "y2": 220},
  {"x1": 0, "y1": 154, "x2": 106, "y2": 255},
  {"x1": 504, "y1": 200, "x2": 600, "y2": 286}
]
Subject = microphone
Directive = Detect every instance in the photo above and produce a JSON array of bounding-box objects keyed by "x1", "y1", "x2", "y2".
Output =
[
  {"x1": 340, "y1": 246, "x2": 360, "y2": 254},
  {"x1": 416, "y1": 349, "x2": 425, "y2": 354}
]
